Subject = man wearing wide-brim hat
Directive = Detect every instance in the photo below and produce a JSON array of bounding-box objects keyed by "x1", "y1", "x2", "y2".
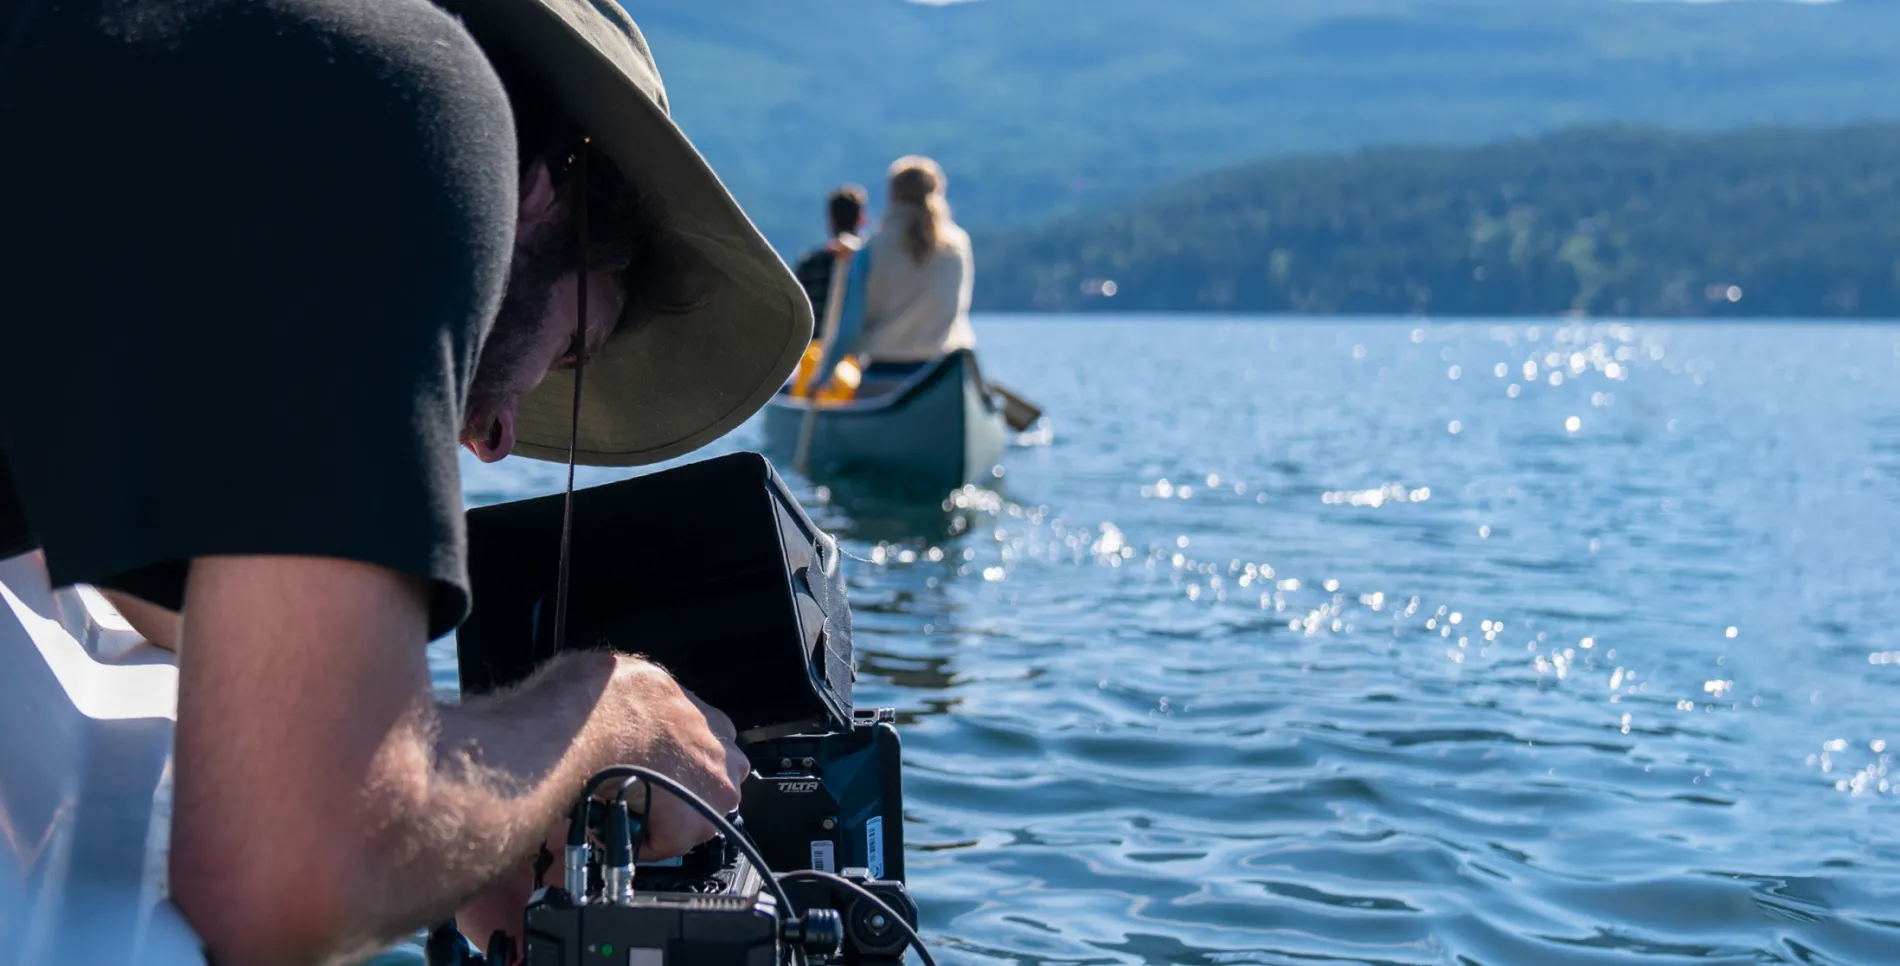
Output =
[{"x1": 0, "y1": 0, "x2": 809, "y2": 962}]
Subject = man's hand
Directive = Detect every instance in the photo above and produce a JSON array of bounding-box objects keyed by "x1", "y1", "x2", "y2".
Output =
[
  {"x1": 451, "y1": 658, "x2": 749, "y2": 948},
  {"x1": 593, "y1": 656, "x2": 750, "y2": 857}
]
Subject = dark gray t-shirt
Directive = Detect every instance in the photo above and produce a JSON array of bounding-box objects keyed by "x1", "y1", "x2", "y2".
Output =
[{"x1": 0, "y1": 0, "x2": 519, "y2": 637}]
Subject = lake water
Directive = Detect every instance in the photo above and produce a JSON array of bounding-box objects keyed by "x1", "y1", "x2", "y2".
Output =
[{"x1": 444, "y1": 316, "x2": 1900, "y2": 966}]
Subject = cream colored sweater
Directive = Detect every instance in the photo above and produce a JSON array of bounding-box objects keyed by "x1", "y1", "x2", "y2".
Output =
[{"x1": 858, "y1": 222, "x2": 976, "y2": 363}]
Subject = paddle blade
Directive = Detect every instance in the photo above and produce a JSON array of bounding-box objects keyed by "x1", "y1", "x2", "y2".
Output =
[{"x1": 991, "y1": 383, "x2": 1044, "y2": 432}]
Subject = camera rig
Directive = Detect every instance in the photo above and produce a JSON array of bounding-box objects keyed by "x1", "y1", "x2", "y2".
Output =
[{"x1": 442, "y1": 454, "x2": 925, "y2": 966}]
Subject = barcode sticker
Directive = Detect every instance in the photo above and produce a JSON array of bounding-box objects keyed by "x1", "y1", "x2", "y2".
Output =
[
  {"x1": 810, "y1": 839, "x2": 836, "y2": 873},
  {"x1": 866, "y1": 816, "x2": 885, "y2": 880}
]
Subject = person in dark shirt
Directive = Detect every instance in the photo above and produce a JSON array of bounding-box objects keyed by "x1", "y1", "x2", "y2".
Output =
[
  {"x1": 794, "y1": 184, "x2": 870, "y2": 339},
  {"x1": 0, "y1": 1, "x2": 811, "y2": 962}
]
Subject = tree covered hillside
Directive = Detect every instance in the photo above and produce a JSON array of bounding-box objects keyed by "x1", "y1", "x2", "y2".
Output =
[
  {"x1": 974, "y1": 125, "x2": 1900, "y2": 318},
  {"x1": 633, "y1": 0, "x2": 1900, "y2": 254}
]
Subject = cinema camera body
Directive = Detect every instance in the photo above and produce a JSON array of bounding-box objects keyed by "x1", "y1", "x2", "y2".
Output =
[{"x1": 445, "y1": 453, "x2": 915, "y2": 966}]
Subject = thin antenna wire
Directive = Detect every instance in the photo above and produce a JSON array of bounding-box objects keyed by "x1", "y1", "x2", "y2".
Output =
[{"x1": 551, "y1": 140, "x2": 590, "y2": 656}]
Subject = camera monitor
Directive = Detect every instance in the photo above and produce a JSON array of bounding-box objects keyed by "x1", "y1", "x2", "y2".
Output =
[{"x1": 455, "y1": 452, "x2": 854, "y2": 741}]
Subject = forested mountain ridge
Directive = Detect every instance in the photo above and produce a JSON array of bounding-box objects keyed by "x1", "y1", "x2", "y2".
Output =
[
  {"x1": 633, "y1": 0, "x2": 1900, "y2": 255},
  {"x1": 973, "y1": 124, "x2": 1900, "y2": 318}
]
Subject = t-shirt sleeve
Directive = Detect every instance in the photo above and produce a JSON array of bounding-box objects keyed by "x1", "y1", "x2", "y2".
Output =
[{"x1": 0, "y1": 0, "x2": 518, "y2": 637}]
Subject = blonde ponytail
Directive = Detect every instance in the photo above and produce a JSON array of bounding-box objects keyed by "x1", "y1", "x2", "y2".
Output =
[{"x1": 886, "y1": 155, "x2": 952, "y2": 265}]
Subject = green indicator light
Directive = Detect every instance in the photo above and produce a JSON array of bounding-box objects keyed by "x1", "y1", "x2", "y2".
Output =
[{"x1": 601, "y1": 944, "x2": 615, "y2": 957}]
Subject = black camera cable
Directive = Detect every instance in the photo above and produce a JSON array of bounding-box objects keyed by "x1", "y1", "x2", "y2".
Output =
[
  {"x1": 613, "y1": 775, "x2": 654, "y2": 870},
  {"x1": 548, "y1": 138, "x2": 590, "y2": 662},
  {"x1": 575, "y1": 765, "x2": 938, "y2": 966},
  {"x1": 775, "y1": 870, "x2": 938, "y2": 966},
  {"x1": 542, "y1": 149, "x2": 931, "y2": 966},
  {"x1": 574, "y1": 766, "x2": 799, "y2": 917},
  {"x1": 424, "y1": 137, "x2": 598, "y2": 966}
]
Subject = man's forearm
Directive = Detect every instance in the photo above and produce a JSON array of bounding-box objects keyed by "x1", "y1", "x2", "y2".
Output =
[
  {"x1": 334, "y1": 650, "x2": 628, "y2": 963},
  {"x1": 172, "y1": 639, "x2": 627, "y2": 966},
  {"x1": 170, "y1": 556, "x2": 739, "y2": 966}
]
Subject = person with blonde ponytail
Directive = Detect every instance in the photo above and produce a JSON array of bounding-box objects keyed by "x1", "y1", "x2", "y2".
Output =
[{"x1": 856, "y1": 155, "x2": 977, "y2": 379}]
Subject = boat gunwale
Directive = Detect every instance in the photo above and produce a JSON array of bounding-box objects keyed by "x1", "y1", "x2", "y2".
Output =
[{"x1": 767, "y1": 348, "x2": 997, "y2": 418}]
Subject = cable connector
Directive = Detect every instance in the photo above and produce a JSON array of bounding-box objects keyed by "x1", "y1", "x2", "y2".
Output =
[
  {"x1": 564, "y1": 800, "x2": 591, "y2": 901},
  {"x1": 603, "y1": 800, "x2": 635, "y2": 904}
]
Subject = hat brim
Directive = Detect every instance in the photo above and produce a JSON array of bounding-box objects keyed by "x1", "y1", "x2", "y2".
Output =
[{"x1": 446, "y1": 0, "x2": 812, "y2": 466}]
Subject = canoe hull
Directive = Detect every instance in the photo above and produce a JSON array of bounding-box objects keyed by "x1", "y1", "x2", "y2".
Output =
[
  {"x1": 0, "y1": 553, "x2": 206, "y2": 965},
  {"x1": 763, "y1": 349, "x2": 1007, "y2": 493}
]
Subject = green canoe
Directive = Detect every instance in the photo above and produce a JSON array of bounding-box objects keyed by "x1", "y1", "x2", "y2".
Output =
[{"x1": 763, "y1": 349, "x2": 1007, "y2": 494}]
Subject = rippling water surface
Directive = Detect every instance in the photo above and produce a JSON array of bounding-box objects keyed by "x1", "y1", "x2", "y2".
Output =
[{"x1": 445, "y1": 316, "x2": 1900, "y2": 965}]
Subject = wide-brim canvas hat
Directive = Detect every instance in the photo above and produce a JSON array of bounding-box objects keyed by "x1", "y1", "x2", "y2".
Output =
[{"x1": 442, "y1": 0, "x2": 812, "y2": 465}]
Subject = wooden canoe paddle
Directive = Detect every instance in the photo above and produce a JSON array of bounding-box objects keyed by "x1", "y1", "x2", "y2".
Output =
[
  {"x1": 990, "y1": 382, "x2": 1044, "y2": 432},
  {"x1": 794, "y1": 248, "x2": 857, "y2": 475}
]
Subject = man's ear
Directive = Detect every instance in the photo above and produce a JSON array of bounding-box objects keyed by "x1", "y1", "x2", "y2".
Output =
[{"x1": 518, "y1": 159, "x2": 561, "y2": 233}]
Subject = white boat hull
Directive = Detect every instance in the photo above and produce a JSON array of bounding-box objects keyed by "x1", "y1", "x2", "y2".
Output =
[{"x1": 0, "y1": 552, "x2": 204, "y2": 965}]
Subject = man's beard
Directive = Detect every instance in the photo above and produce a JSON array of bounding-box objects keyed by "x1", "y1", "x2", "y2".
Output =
[{"x1": 467, "y1": 219, "x2": 570, "y2": 422}]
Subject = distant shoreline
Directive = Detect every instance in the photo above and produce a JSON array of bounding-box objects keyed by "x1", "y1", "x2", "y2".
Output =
[{"x1": 973, "y1": 124, "x2": 1900, "y2": 321}]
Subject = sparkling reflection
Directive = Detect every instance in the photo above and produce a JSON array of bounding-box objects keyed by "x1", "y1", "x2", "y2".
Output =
[{"x1": 450, "y1": 318, "x2": 1900, "y2": 966}]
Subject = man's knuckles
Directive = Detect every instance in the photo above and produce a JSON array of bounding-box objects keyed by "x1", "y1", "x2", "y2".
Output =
[{"x1": 649, "y1": 812, "x2": 717, "y2": 857}]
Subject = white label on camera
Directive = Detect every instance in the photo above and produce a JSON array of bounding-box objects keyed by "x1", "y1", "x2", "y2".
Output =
[
  {"x1": 810, "y1": 839, "x2": 836, "y2": 873},
  {"x1": 628, "y1": 949, "x2": 663, "y2": 966},
  {"x1": 866, "y1": 816, "x2": 885, "y2": 880}
]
